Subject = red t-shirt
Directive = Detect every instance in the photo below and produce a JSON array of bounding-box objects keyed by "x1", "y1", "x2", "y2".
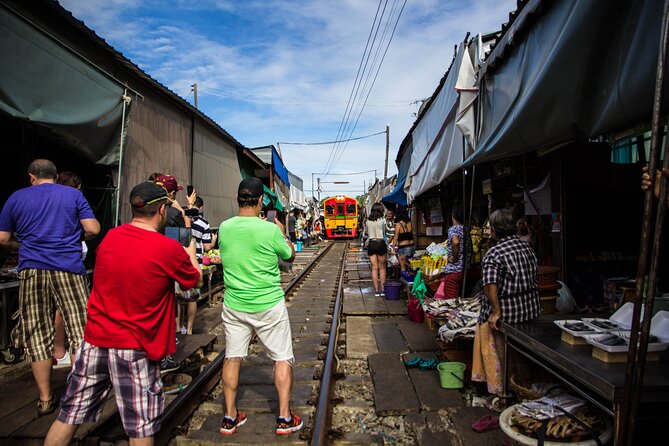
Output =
[{"x1": 84, "y1": 224, "x2": 200, "y2": 361}]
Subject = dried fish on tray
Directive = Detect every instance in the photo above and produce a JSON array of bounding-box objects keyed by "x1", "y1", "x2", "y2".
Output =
[{"x1": 429, "y1": 295, "x2": 481, "y2": 342}]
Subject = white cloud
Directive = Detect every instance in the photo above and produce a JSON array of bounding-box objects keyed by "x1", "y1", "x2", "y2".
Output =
[{"x1": 59, "y1": 0, "x2": 516, "y2": 191}]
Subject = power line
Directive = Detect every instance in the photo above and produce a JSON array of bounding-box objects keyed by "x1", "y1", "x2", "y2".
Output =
[
  {"x1": 277, "y1": 130, "x2": 385, "y2": 146},
  {"x1": 322, "y1": 0, "x2": 385, "y2": 179},
  {"x1": 330, "y1": 0, "x2": 407, "y2": 173}
]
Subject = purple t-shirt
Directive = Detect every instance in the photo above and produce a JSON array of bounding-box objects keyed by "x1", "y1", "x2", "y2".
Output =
[{"x1": 0, "y1": 183, "x2": 95, "y2": 275}]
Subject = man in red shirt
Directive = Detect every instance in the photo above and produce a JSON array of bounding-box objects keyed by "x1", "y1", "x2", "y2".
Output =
[{"x1": 44, "y1": 181, "x2": 202, "y2": 446}]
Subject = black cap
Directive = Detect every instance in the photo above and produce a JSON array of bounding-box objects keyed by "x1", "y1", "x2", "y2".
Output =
[
  {"x1": 238, "y1": 177, "x2": 264, "y2": 199},
  {"x1": 130, "y1": 181, "x2": 171, "y2": 208}
]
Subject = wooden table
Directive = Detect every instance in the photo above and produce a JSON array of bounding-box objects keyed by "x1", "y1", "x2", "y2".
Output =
[{"x1": 502, "y1": 315, "x2": 669, "y2": 442}]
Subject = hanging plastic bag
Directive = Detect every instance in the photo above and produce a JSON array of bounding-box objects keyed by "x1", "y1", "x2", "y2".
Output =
[
  {"x1": 407, "y1": 295, "x2": 424, "y2": 323},
  {"x1": 388, "y1": 254, "x2": 399, "y2": 267}
]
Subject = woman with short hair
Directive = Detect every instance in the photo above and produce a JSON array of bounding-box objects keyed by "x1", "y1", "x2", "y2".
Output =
[{"x1": 471, "y1": 208, "x2": 540, "y2": 396}]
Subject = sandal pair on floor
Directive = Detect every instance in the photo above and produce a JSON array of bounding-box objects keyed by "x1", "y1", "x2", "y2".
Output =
[{"x1": 404, "y1": 356, "x2": 438, "y2": 370}]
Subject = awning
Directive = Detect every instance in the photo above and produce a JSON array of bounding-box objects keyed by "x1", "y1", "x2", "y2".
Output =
[
  {"x1": 404, "y1": 43, "x2": 467, "y2": 203},
  {"x1": 465, "y1": 0, "x2": 666, "y2": 166},
  {"x1": 382, "y1": 177, "x2": 407, "y2": 207},
  {"x1": 382, "y1": 141, "x2": 413, "y2": 207},
  {"x1": 0, "y1": 5, "x2": 132, "y2": 165}
]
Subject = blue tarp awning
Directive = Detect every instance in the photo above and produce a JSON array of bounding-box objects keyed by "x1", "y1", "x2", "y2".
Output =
[
  {"x1": 382, "y1": 177, "x2": 407, "y2": 206},
  {"x1": 272, "y1": 147, "x2": 290, "y2": 187}
]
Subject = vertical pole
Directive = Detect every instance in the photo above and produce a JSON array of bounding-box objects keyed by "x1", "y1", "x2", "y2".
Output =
[
  {"x1": 317, "y1": 177, "x2": 321, "y2": 202},
  {"x1": 620, "y1": 1, "x2": 669, "y2": 444},
  {"x1": 312, "y1": 173, "x2": 315, "y2": 200},
  {"x1": 192, "y1": 82, "x2": 198, "y2": 109},
  {"x1": 114, "y1": 89, "x2": 130, "y2": 227},
  {"x1": 384, "y1": 125, "x2": 390, "y2": 181}
]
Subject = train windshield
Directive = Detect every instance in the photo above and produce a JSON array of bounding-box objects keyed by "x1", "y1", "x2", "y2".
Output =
[
  {"x1": 325, "y1": 204, "x2": 335, "y2": 215},
  {"x1": 337, "y1": 204, "x2": 344, "y2": 215},
  {"x1": 346, "y1": 203, "x2": 356, "y2": 215}
]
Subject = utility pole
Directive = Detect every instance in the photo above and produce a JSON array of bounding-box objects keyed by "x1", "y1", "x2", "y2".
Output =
[
  {"x1": 192, "y1": 82, "x2": 198, "y2": 109},
  {"x1": 317, "y1": 177, "x2": 321, "y2": 202},
  {"x1": 384, "y1": 125, "x2": 389, "y2": 181},
  {"x1": 312, "y1": 173, "x2": 315, "y2": 200}
]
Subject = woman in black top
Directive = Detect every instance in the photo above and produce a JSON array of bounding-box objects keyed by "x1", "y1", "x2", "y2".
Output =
[{"x1": 391, "y1": 209, "x2": 414, "y2": 272}]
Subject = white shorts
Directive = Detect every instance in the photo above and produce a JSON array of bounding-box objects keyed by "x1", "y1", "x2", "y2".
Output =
[{"x1": 221, "y1": 300, "x2": 294, "y2": 362}]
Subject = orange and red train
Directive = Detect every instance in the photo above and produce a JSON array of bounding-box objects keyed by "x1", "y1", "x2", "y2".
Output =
[{"x1": 323, "y1": 195, "x2": 358, "y2": 238}]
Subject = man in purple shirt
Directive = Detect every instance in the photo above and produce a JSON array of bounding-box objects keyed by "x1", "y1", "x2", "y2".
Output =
[{"x1": 0, "y1": 159, "x2": 100, "y2": 416}]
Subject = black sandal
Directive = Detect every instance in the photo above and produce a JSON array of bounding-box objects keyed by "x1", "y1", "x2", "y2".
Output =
[{"x1": 37, "y1": 394, "x2": 57, "y2": 417}]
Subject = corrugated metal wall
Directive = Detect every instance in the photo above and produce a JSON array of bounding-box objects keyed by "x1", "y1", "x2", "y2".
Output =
[
  {"x1": 119, "y1": 93, "x2": 192, "y2": 224},
  {"x1": 192, "y1": 121, "x2": 241, "y2": 226}
]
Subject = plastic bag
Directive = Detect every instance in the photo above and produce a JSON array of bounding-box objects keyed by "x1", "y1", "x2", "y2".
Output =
[
  {"x1": 388, "y1": 254, "x2": 399, "y2": 267},
  {"x1": 556, "y1": 280, "x2": 575, "y2": 314}
]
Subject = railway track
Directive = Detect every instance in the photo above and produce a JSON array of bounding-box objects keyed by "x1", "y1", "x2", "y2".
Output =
[{"x1": 157, "y1": 240, "x2": 348, "y2": 445}]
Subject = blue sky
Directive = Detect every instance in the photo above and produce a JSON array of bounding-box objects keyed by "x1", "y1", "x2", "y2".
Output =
[{"x1": 60, "y1": 0, "x2": 516, "y2": 197}]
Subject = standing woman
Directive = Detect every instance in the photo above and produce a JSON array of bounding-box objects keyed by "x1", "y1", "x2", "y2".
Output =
[
  {"x1": 365, "y1": 203, "x2": 387, "y2": 297},
  {"x1": 471, "y1": 209, "x2": 539, "y2": 397},
  {"x1": 443, "y1": 206, "x2": 465, "y2": 299},
  {"x1": 391, "y1": 208, "x2": 414, "y2": 272}
]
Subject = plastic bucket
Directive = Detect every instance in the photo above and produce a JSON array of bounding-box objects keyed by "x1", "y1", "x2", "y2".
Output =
[
  {"x1": 296, "y1": 241, "x2": 303, "y2": 252},
  {"x1": 384, "y1": 280, "x2": 402, "y2": 300},
  {"x1": 437, "y1": 362, "x2": 466, "y2": 389}
]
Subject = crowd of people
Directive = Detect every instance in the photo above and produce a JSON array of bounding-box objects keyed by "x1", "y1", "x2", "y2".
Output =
[
  {"x1": 3, "y1": 159, "x2": 662, "y2": 443},
  {"x1": 0, "y1": 159, "x2": 310, "y2": 445}
]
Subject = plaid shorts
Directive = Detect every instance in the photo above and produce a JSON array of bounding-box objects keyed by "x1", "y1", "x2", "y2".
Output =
[
  {"x1": 58, "y1": 341, "x2": 164, "y2": 438},
  {"x1": 16, "y1": 268, "x2": 89, "y2": 362}
]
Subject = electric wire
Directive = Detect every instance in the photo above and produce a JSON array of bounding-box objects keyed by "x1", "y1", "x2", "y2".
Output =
[
  {"x1": 277, "y1": 130, "x2": 385, "y2": 146},
  {"x1": 324, "y1": 0, "x2": 389, "y2": 178},
  {"x1": 322, "y1": 0, "x2": 385, "y2": 179},
  {"x1": 330, "y1": 0, "x2": 407, "y2": 172}
]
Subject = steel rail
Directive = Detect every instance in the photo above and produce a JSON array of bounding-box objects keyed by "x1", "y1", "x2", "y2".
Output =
[
  {"x1": 311, "y1": 240, "x2": 348, "y2": 446},
  {"x1": 155, "y1": 241, "x2": 336, "y2": 446}
]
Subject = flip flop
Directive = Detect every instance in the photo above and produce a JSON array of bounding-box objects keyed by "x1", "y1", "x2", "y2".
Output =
[
  {"x1": 471, "y1": 414, "x2": 499, "y2": 433},
  {"x1": 418, "y1": 358, "x2": 438, "y2": 370},
  {"x1": 404, "y1": 356, "x2": 423, "y2": 368}
]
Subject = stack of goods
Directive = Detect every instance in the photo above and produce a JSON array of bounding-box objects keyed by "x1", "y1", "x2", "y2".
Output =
[
  {"x1": 422, "y1": 296, "x2": 481, "y2": 342},
  {"x1": 508, "y1": 393, "x2": 608, "y2": 442},
  {"x1": 537, "y1": 266, "x2": 561, "y2": 314},
  {"x1": 469, "y1": 226, "x2": 485, "y2": 264},
  {"x1": 202, "y1": 249, "x2": 220, "y2": 269}
]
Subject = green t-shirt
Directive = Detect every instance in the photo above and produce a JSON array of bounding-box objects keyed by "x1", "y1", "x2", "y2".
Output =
[{"x1": 218, "y1": 216, "x2": 293, "y2": 313}]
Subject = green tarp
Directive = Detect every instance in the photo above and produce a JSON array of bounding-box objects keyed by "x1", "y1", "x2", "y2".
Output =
[{"x1": 0, "y1": 5, "x2": 128, "y2": 164}]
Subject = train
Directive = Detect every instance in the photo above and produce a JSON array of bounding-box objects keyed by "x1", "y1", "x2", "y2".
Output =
[{"x1": 323, "y1": 195, "x2": 358, "y2": 238}]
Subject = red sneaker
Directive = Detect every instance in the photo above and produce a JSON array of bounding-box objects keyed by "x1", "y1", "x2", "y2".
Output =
[
  {"x1": 276, "y1": 410, "x2": 303, "y2": 435},
  {"x1": 219, "y1": 412, "x2": 247, "y2": 435}
]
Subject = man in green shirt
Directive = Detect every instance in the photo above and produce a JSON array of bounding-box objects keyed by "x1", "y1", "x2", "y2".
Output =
[{"x1": 217, "y1": 177, "x2": 302, "y2": 436}]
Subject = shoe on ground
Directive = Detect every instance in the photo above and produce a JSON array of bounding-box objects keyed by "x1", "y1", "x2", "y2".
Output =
[
  {"x1": 160, "y1": 356, "x2": 180, "y2": 373},
  {"x1": 37, "y1": 394, "x2": 57, "y2": 417},
  {"x1": 380, "y1": 292, "x2": 386, "y2": 297},
  {"x1": 276, "y1": 410, "x2": 303, "y2": 435},
  {"x1": 54, "y1": 354, "x2": 71, "y2": 368},
  {"x1": 374, "y1": 292, "x2": 380, "y2": 297},
  {"x1": 219, "y1": 412, "x2": 247, "y2": 434},
  {"x1": 471, "y1": 414, "x2": 499, "y2": 433}
]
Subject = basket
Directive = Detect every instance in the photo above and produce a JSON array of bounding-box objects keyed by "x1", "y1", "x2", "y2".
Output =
[
  {"x1": 540, "y1": 295, "x2": 558, "y2": 314},
  {"x1": 509, "y1": 375, "x2": 545, "y2": 401},
  {"x1": 423, "y1": 274, "x2": 443, "y2": 293},
  {"x1": 538, "y1": 266, "x2": 561, "y2": 286}
]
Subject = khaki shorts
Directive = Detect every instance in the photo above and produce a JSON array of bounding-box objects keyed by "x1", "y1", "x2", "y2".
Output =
[
  {"x1": 16, "y1": 268, "x2": 88, "y2": 362},
  {"x1": 221, "y1": 300, "x2": 294, "y2": 362}
]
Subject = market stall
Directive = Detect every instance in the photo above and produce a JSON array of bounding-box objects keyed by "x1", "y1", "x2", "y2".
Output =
[{"x1": 501, "y1": 315, "x2": 669, "y2": 442}]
